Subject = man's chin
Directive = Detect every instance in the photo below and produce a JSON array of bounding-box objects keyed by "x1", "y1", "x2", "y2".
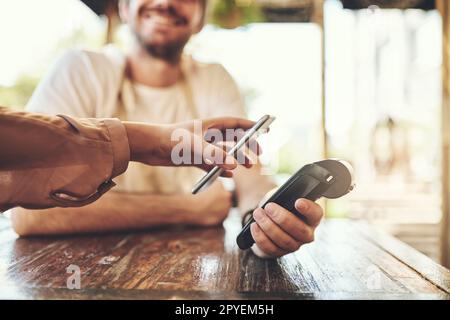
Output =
[
  {"x1": 136, "y1": 33, "x2": 189, "y2": 61},
  {"x1": 139, "y1": 26, "x2": 190, "y2": 43},
  {"x1": 142, "y1": 42, "x2": 186, "y2": 63}
]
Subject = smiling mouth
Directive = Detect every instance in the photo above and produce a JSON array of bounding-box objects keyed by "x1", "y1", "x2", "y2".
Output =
[{"x1": 141, "y1": 9, "x2": 186, "y2": 27}]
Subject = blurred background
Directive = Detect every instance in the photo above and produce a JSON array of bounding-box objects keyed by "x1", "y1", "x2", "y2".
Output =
[{"x1": 1, "y1": 0, "x2": 449, "y2": 266}]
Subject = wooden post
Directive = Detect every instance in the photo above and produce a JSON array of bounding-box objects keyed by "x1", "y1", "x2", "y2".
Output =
[
  {"x1": 311, "y1": 0, "x2": 328, "y2": 215},
  {"x1": 311, "y1": 0, "x2": 327, "y2": 160},
  {"x1": 104, "y1": 0, "x2": 120, "y2": 44},
  {"x1": 437, "y1": 0, "x2": 450, "y2": 267}
]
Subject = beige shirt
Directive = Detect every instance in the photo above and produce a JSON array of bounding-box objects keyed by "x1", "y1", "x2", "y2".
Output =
[{"x1": 27, "y1": 45, "x2": 246, "y2": 195}]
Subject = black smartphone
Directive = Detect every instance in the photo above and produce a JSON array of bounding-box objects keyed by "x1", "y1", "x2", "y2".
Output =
[
  {"x1": 192, "y1": 114, "x2": 275, "y2": 194},
  {"x1": 236, "y1": 159, "x2": 355, "y2": 250}
]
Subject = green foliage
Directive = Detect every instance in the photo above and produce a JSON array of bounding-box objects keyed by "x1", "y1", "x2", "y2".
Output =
[
  {"x1": 0, "y1": 75, "x2": 39, "y2": 109},
  {"x1": 210, "y1": 0, "x2": 264, "y2": 28},
  {"x1": 0, "y1": 23, "x2": 104, "y2": 110}
]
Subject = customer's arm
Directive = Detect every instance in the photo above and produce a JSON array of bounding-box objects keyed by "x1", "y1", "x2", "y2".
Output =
[
  {"x1": 0, "y1": 107, "x2": 255, "y2": 212},
  {"x1": 0, "y1": 107, "x2": 129, "y2": 212}
]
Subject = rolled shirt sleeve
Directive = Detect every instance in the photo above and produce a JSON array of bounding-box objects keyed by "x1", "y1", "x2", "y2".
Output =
[
  {"x1": 102, "y1": 119, "x2": 130, "y2": 178},
  {"x1": 0, "y1": 107, "x2": 130, "y2": 212}
]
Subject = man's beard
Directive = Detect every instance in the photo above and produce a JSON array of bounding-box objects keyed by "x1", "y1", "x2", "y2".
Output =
[{"x1": 137, "y1": 34, "x2": 189, "y2": 65}]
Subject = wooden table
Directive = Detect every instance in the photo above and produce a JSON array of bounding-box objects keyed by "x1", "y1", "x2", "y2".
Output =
[{"x1": 0, "y1": 210, "x2": 449, "y2": 300}]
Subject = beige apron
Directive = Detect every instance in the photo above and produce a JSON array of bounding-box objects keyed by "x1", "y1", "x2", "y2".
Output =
[{"x1": 113, "y1": 63, "x2": 204, "y2": 195}]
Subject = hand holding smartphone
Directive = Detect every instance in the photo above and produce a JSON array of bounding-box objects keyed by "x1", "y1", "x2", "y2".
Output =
[{"x1": 192, "y1": 115, "x2": 275, "y2": 194}]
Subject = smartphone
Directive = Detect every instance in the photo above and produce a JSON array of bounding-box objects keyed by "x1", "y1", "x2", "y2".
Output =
[{"x1": 191, "y1": 114, "x2": 275, "y2": 194}]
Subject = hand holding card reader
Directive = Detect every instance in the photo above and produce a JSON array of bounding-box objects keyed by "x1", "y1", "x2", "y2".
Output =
[{"x1": 236, "y1": 159, "x2": 355, "y2": 250}]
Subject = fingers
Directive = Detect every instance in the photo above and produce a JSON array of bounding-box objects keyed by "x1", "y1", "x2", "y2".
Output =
[
  {"x1": 250, "y1": 201, "x2": 323, "y2": 258},
  {"x1": 247, "y1": 138, "x2": 263, "y2": 156},
  {"x1": 195, "y1": 134, "x2": 237, "y2": 171},
  {"x1": 263, "y1": 202, "x2": 316, "y2": 244},
  {"x1": 226, "y1": 129, "x2": 263, "y2": 156},
  {"x1": 250, "y1": 222, "x2": 289, "y2": 258},
  {"x1": 205, "y1": 128, "x2": 262, "y2": 158},
  {"x1": 209, "y1": 141, "x2": 255, "y2": 168},
  {"x1": 187, "y1": 198, "x2": 320, "y2": 256},
  {"x1": 199, "y1": 139, "x2": 255, "y2": 173},
  {"x1": 294, "y1": 199, "x2": 324, "y2": 227},
  {"x1": 191, "y1": 117, "x2": 268, "y2": 173},
  {"x1": 203, "y1": 117, "x2": 263, "y2": 157},
  {"x1": 234, "y1": 148, "x2": 254, "y2": 168},
  {"x1": 253, "y1": 208, "x2": 301, "y2": 252},
  {"x1": 203, "y1": 117, "x2": 255, "y2": 132},
  {"x1": 197, "y1": 162, "x2": 234, "y2": 177},
  {"x1": 219, "y1": 170, "x2": 234, "y2": 178}
]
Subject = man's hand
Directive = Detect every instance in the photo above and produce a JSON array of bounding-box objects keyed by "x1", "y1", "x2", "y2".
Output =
[
  {"x1": 186, "y1": 181, "x2": 232, "y2": 227},
  {"x1": 124, "y1": 117, "x2": 260, "y2": 177},
  {"x1": 250, "y1": 199, "x2": 324, "y2": 258}
]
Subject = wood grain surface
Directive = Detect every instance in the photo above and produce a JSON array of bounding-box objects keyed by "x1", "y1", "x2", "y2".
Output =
[{"x1": 0, "y1": 210, "x2": 449, "y2": 300}]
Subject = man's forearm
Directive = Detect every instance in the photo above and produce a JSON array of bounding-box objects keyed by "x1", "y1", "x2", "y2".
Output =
[{"x1": 11, "y1": 191, "x2": 197, "y2": 236}]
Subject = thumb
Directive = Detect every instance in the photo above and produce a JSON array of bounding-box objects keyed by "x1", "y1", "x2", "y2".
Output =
[{"x1": 200, "y1": 138, "x2": 237, "y2": 170}]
